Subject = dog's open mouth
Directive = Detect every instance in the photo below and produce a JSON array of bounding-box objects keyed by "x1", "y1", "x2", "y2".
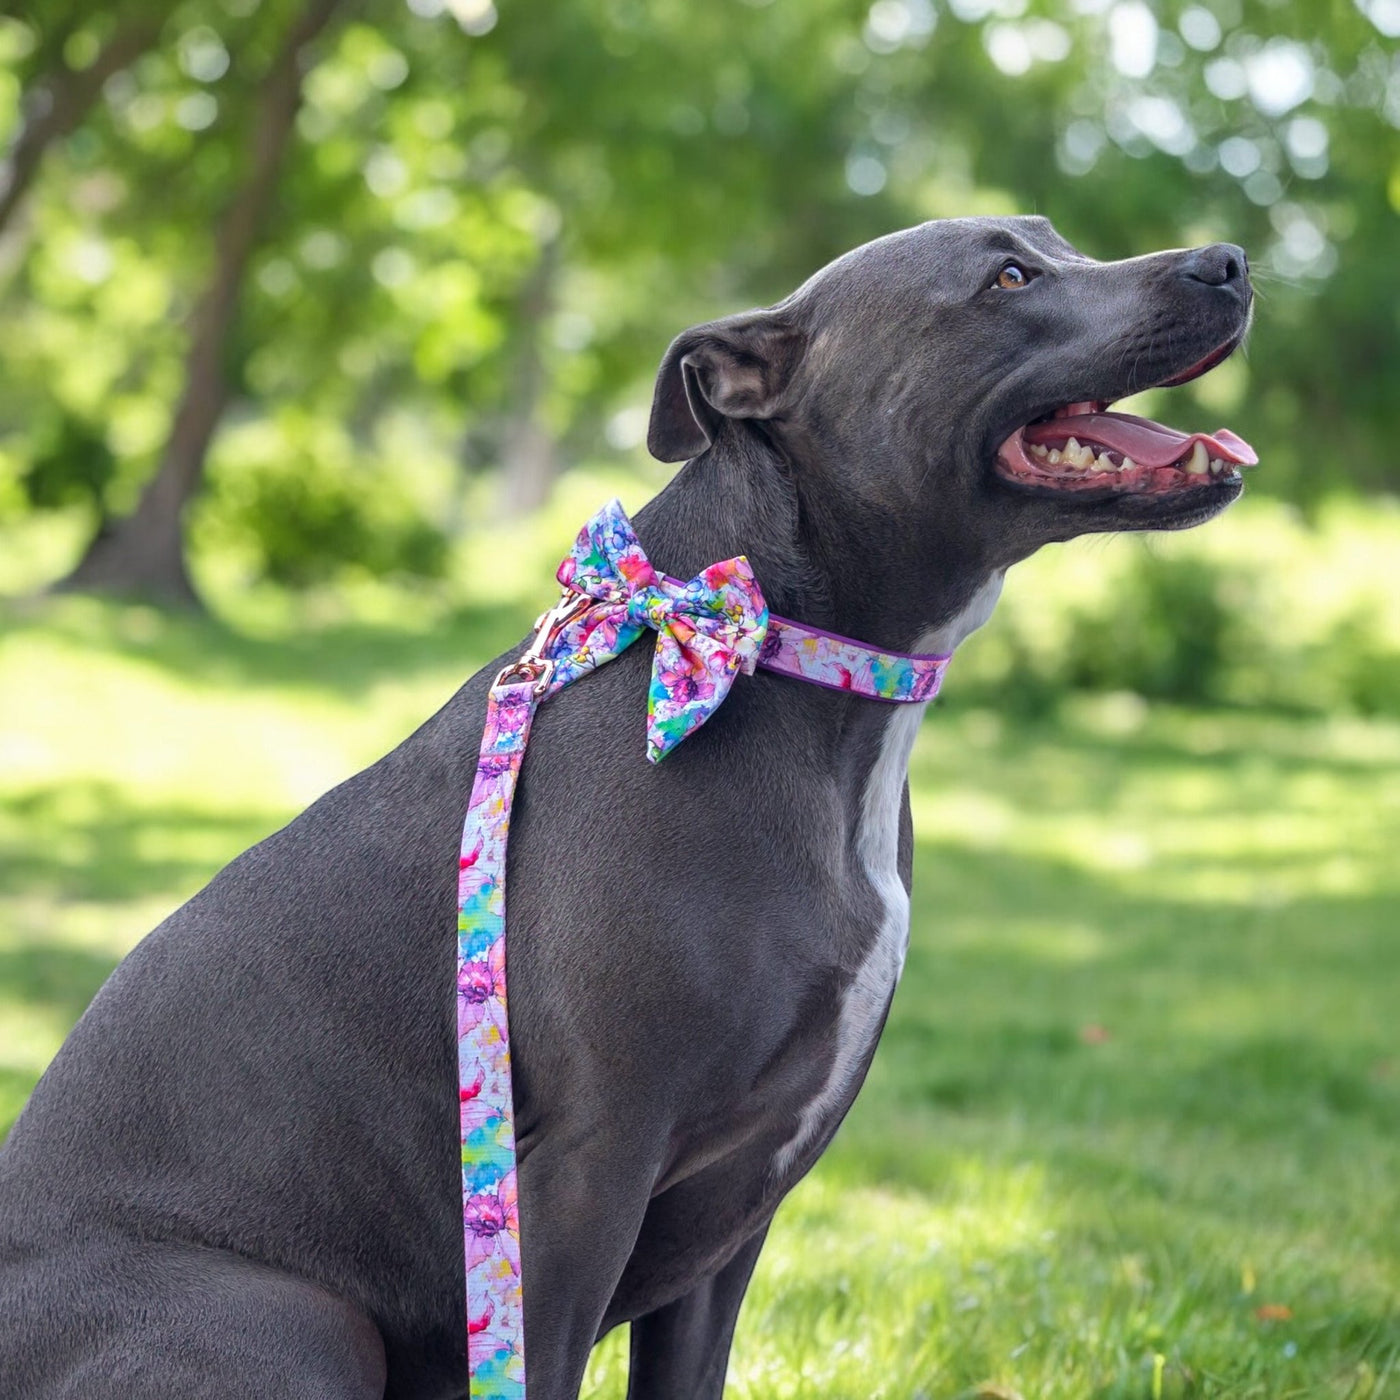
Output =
[{"x1": 995, "y1": 347, "x2": 1258, "y2": 496}]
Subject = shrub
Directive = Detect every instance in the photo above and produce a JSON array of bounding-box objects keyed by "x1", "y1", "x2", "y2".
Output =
[
  {"x1": 201, "y1": 414, "x2": 448, "y2": 588},
  {"x1": 950, "y1": 497, "x2": 1400, "y2": 718}
]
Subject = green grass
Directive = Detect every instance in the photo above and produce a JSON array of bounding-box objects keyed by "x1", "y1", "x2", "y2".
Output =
[{"x1": 2, "y1": 591, "x2": 1398, "y2": 1399}]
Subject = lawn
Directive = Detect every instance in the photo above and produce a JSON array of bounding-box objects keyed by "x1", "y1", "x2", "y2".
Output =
[{"x1": 2, "y1": 584, "x2": 1398, "y2": 1398}]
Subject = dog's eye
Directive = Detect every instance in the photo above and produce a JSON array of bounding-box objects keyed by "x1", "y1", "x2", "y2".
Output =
[{"x1": 994, "y1": 262, "x2": 1033, "y2": 290}]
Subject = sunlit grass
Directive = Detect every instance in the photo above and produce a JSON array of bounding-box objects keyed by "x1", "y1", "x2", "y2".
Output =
[
  {"x1": 592, "y1": 693, "x2": 1400, "y2": 1399},
  {"x1": 3, "y1": 575, "x2": 1399, "y2": 1397}
]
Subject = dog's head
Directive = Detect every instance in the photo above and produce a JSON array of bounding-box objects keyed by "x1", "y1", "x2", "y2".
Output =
[{"x1": 648, "y1": 216, "x2": 1254, "y2": 572}]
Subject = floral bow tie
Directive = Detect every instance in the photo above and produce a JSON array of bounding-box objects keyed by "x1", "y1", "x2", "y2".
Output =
[{"x1": 550, "y1": 499, "x2": 769, "y2": 762}]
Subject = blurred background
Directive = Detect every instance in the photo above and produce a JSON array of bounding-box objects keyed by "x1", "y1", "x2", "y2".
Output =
[{"x1": 1, "y1": 1, "x2": 1398, "y2": 1396}]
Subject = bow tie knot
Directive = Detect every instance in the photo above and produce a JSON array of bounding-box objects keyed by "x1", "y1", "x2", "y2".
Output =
[{"x1": 550, "y1": 500, "x2": 768, "y2": 762}]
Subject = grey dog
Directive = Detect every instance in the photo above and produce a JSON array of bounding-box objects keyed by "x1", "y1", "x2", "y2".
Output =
[{"x1": 0, "y1": 216, "x2": 1252, "y2": 1399}]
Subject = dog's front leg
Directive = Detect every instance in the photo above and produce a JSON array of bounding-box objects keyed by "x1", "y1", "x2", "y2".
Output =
[
  {"x1": 517, "y1": 1137, "x2": 658, "y2": 1400},
  {"x1": 623, "y1": 1225, "x2": 769, "y2": 1400}
]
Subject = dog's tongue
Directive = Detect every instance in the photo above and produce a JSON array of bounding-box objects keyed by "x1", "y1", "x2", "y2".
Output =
[{"x1": 1024, "y1": 411, "x2": 1258, "y2": 468}]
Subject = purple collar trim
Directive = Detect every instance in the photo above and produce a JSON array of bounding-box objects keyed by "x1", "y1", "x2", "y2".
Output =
[{"x1": 754, "y1": 612, "x2": 949, "y2": 703}]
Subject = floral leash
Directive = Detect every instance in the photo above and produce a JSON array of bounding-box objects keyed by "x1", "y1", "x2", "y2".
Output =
[{"x1": 457, "y1": 499, "x2": 952, "y2": 1398}]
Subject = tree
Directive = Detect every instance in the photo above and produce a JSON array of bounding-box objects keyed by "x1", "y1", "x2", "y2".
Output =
[
  {"x1": 0, "y1": 0, "x2": 1396, "y2": 604},
  {"x1": 56, "y1": 0, "x2": 346, "y2": 603}
]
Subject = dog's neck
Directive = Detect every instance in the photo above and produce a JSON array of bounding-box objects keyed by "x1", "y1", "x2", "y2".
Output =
[
  {"x1": 630, "y1": 426, "x2": 1002, "y2": 836},
  {"x1": 632, "y1": 423, "x2": 1001, "y2": 655}
]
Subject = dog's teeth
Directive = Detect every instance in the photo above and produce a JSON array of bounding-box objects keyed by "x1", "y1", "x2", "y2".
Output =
[
  {"x1": 1185, "y1": 441, "x2": 1210, "y2": 475},
  {"x1": 1047, "y1": 447, "x2": 1062, "y2": 465},
  {"x1": 1120, "y1": 456, "x2": 1137, "y2": 473},
  {"x1": 1095, "y1": 452, "x2": 1116, "y2": 473},
  {"x1": 1029, "y1": 442, "x2": 1049, "y2": 459},
  {"x1": 1209, "y1": 457, "x2": 1226, "y2": 475},
  {"x1": 1063, "y1": 437, "x2": 1095, "y2": 469}
]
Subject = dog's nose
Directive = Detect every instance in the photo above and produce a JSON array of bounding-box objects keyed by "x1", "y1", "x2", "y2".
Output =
[{"x1": 1181, "y1": 242, "x2": 1249, "y2": 288}]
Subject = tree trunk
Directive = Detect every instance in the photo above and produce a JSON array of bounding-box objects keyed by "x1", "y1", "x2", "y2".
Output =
[
  {"x1": 56, "y1": 0, "x2": 345, "y2": 605},
  {"x1": 0, "y1": 22, "x2": 159, "y2": 241},
  {"x1": 497, "y1": 237, "x2": 561, "y2": 518}
]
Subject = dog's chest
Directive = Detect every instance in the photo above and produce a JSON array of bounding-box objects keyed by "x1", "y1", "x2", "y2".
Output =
[
  {"x1": 768, "y1": 701, "x2": 922, "y2": 1177},
  {"x1": 769, "y1": 576, "x2": 1005, "y2": 1180}
]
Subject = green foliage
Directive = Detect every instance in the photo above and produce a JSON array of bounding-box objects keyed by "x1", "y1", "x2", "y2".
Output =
[
  {"x1": 19, "y1": 412, "x2": 115, "y2": 514},
  {"x1": 202, "y1": 415, "x2": 449, "y2": 586},
  {"x1": 1063, "y1": 554, "x2": 1239, "y2": 704},
  {"x1": 212, "y1": 453, "x2": 447, "y2": 586},
  {"x1": 1, "y1": 0, "x2": 1399, "y2": 591},
  {"x1": 952, "y1": 495, "x2": 1400, "y2": 718}
]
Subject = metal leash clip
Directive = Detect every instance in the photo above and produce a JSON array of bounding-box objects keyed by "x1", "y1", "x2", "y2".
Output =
[{"x1": 493, "y1": 590, "x2": 594, "y2": 697}]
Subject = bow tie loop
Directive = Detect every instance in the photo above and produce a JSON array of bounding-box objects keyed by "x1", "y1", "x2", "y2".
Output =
[{"x1": 553, "y1": 500, "x2": 768, "y2": 761}]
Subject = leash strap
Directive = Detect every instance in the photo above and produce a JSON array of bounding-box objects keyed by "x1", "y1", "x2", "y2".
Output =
[
  {"x1": 456, "y1": 500, "x2": 951, "y2": 1397},
  {"x1": 457, "y1": 678, "x2": 535, "y2": 1400}
]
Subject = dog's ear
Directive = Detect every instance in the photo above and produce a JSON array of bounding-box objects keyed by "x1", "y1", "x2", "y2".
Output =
[{"x1": 647, "y1": 311, "x2": 805, "y2": 462}]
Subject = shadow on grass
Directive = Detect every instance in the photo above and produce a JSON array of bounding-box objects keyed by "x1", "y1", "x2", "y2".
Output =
[
  {"x1": 0, "y1": 942, "x2": 120, "y2": 1025},
  {"x1": 0, "y1": 944, "x2": 118, "y2": 1140},
  {"x1": 0, "y1": 946, "x2": 117, "y2": 1140},
  {"x1": 2, "y1": 781, "x2": 287, "y2": 902}
]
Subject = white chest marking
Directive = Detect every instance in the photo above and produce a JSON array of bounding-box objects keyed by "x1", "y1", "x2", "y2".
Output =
[{"x1": 769, "y1": 573, "x2": 1004, "y2": 1179}]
